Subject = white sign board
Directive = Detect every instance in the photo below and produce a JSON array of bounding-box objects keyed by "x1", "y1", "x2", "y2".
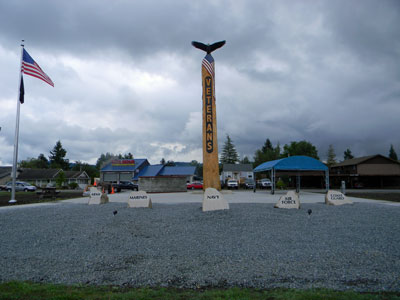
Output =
[
  {"x1": 128, "y1": 191, "x2": 152, "y2": 208},
  {"x1": 325, "y1": 190, "x2": 353, "y2": 206},
  {"x1": 274, "y1": 190, "x2": 300, "y2": 209},
  {"x1": 202, "y1": 188, "x2": 229, "y2": 212},
  {"x1": 88, "y1": 187, "x2": 109, "y2": 205}
]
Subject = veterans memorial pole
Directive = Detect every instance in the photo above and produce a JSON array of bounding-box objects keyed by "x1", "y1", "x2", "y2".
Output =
[{"x1": 192, "y1": 40, "x2": 225, "y2": 190}]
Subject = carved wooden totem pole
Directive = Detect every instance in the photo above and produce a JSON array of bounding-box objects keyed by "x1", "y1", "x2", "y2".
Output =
[{"x1": 192, "y1": 40, "x2": 225, "y2": 190}]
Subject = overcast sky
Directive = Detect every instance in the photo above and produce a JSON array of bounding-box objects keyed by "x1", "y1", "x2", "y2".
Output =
[{"x1": 1, "y1": 0, "x2": 399, "y2": 166}]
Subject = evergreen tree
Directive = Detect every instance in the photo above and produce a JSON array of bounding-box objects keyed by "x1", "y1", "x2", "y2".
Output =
[
  {"x1": 37, "y1": 154, "x2": 49, "y2": 168},
  {"x1": 389, "y1": 144, "x2": 398, "y2": 160},
  {"x1": 262, "y1": 139, "x2": 273, "y2": 153},
  {"x1": 49, "y1": 140, "x2": 69, "y2": 169},
  {"x1": 275, "y1": 142, "x2": 281, "y2": 159},
  {"x1": 326, "y1": 144, "x2": 337, "y2": 166},
  {"x1": 343, "y1": 148, "x2": 354, "y2": 160},
  {"x1": 160, "y1": 158, "x2": 166, "y2": 165},
  {"x1": 220, "y1": 135, "x2": 239, "y2": 164},
  {"x1": 253, "y1": 138, "x2": 281, "y2": 167},
  {"x1": 241, "y1": 156, "x2": 251, "y2": 164}
]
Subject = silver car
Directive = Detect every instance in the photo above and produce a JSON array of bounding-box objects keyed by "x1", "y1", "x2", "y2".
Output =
[
  {"x1": 5, "y1": 181, "x2": 37, "y2": 192},
  {"x1": 258, "y1": 178, "x2": 272, "y2": 188}
]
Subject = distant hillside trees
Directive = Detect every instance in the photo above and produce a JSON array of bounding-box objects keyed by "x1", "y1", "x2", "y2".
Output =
[
  {"x1": 72, "y1": 161, "x2": 99, "y2": 180},
  {"x1": 253, "y1": 139, "x2": 319, "y2": 167},
  {"x1": 19, "y1": 153, "x2": 49, "y2": 169},
  {"x1": 282, "y1": 140, "x2": 319, "y2": 160},
  {"x1": 96, "y1": 152, "x2": 117, "y2": 169}
]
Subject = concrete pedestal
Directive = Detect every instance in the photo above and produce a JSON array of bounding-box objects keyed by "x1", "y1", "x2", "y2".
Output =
[
  {"x1": 325, "y1": 190, "x2": 353, "y2": 206},
  {"x1": 88, "y1": 187, "x2": 109, "y2": 205},
  {"x1": 128, "y1": 191, "x2": 152, "y2": 208},
  {"x1": 274, "y1": 190, "x2": 300, "y2": 209},
  {"x1": 202, "y1": 188, "x2": 229, "y2": 212}
]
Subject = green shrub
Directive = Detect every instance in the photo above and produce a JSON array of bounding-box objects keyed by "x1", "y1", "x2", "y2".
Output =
[
  {"x1": 55, "y1": 171, "x2": 66, "y2": 188},
  {"x1": 277, "y1": 179, "x2": 286, "y2": 189},
  {"x1": 68, "y1": 182, "x2": 79, "y2": 190}
]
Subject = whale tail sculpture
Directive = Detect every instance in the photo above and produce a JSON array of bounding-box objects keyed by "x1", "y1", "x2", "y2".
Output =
[{"x1": 191, "y1": 40, "x2": 226, "y2": 54}]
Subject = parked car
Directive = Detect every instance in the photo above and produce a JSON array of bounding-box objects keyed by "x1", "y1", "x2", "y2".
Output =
[
  {"x1": 258, "y1": 178, "x2": 272, "y2": 189},
  {"x1": 354, "y1": 182, "x2": 364, "y2": 188},
  {"x1": 244, "y1": 179, "x2": 255, "y2": 189},
  {"x1": 4, "y1": 181, "x2": 37, "y2": 192},
  {"x1": 227, "y1": 179, "x2": 239, "y2": 189},
  {"x1": 112, "y1": 181, "x2": 138, "y2": 192},
  {"x1": 187, "y1": 181, "x2": 203, "y2": 190}
]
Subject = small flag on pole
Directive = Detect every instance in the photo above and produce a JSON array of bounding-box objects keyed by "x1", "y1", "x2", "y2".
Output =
[
  {"x1": 21, "y1": 49, "x2": 54, "y2": 87},
  {"x1": 19, "y1": 76, "x2": 24, "y2": 104}
]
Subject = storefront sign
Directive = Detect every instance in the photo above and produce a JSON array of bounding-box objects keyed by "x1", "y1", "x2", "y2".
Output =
[{"x1": 111, "y1": 159, "x2": 135, "y2": 166}]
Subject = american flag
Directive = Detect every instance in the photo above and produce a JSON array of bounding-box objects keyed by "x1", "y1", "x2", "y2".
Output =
[
  {"x1": 21, "y1": 49, "x2": 54, "y2": 87},
  {"x1": 202, "y1": 54, "x2": 214, "y2": 78}
]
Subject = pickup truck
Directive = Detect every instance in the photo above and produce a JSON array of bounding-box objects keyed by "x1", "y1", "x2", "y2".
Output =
[
  {"x1": 227, "y1": 179, "x2": 239, "y2": 189},
  {"x1": 112, "y1": 181, "x2": 139, "y2": 192}
]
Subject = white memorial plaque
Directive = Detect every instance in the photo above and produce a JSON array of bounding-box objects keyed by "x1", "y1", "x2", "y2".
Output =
[
  {"x1": 202, "y1": 188, "x2": 229, "y2": 212},
  {"x1": 325, "y1": 190, "x2": 353, "y2": 206},
  {"x1": 88, "y1": 187, "x2": 109, "y2": 205},
  {"x1": 128, "y1": 191, "x2": 152, "y2": 208},
  {"x1": 274, "y1": 190, "x2": 300, "y2": 209}
]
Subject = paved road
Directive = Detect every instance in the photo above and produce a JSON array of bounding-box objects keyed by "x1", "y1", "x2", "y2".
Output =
[
  {"x1": 1, "y1": 189, "x2": 398, "y2": 211},
  {"x1": 63, "y1": 189, "x2": 400, "y2": 205}
]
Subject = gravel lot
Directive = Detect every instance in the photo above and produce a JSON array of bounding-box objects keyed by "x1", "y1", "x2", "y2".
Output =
[{"x1": 0, "y1": 202, "x2": 399, "y2": 291}]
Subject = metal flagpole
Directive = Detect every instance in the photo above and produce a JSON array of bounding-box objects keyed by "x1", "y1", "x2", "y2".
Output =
[{"x1": 10, "y1": 40, "x2": 24, "y2": 203}]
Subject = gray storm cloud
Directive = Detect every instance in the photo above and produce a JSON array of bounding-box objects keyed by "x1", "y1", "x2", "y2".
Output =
[{"x1": 0, "y1": 0, "x2": 399, "y2": 165}]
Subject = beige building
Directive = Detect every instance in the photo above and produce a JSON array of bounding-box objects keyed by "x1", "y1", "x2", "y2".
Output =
[{"x1": 330, "y1": 154, "x2": 400, "y2": 188}]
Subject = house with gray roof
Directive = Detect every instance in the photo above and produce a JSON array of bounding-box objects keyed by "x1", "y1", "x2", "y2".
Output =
[
  {"x1": 0, "y1": 166, "x2": 13, "y2": 185},
  {"x1": 221, "y1": 164, "x2": 254, "y2": 184},
  {"x1": 17, "y1": 168, "x2": 90, "y2": 189}
]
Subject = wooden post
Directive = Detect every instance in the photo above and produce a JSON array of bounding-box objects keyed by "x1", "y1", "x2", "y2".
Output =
[{"x1": 202, "y1": 54, "x2": 221, "y2": 190}]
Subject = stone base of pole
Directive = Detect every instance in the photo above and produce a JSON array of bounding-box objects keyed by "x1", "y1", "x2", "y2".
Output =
[{"x1": 202, "y1": 188, "x2": 229, "y2": 212}]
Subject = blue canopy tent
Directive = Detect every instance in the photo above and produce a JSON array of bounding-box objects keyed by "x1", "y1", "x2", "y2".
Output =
[{"x1": 253, "y1": 156, "x2": 329, "y2": 194}]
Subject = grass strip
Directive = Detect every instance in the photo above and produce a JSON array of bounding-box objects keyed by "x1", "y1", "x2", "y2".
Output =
[
  {"x1": 0, "y1": 191, "x2": 85, "y2": 207},
  {"x1": 0, "y1": 281, "x2": 399, "y2": 300}
]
